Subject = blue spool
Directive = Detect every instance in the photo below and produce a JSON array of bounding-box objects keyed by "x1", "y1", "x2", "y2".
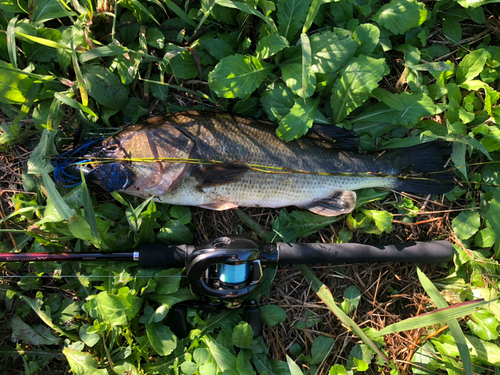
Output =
[{"x1": 218, "y1": 263, "x2": 250, "y2": 285}]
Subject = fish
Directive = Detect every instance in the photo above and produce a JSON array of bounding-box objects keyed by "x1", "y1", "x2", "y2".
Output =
[{"x1": 57, "y1": 110, "x2": 454, "y2": 217}]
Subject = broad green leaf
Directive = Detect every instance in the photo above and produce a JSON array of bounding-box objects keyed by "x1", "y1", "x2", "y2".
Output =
[
  {"x1": 341, "y1": 285, "x2": 361, "y2": 314},
  {"x1": 96, "y1": 289, "x2": 142, "y2": 326},
  {"x1": 146, "y1": 28, "x2": 165, "y2": 49},
  {"x1": 277, "y1": 0, "x2": 311, "y2": 41},
  {"x1": 286, "y1": 211, "x2": 342, "y2": 239},
  {"x1": 200, "y1": 37, "x2": 235, "y2": 60},
  {"x1": 360, "y1": 209, "x2": 393, "y2": 233},
  {"x1": 82, "y1": 65, "x2": 128, "y2": 110},
  {"x1": 27, "y1": 129, "x2": 58, "y2": 174},
  {"x1": 153, "y1": 269, "x2": 181, "y2": 295},
  {"x1": 452, "y1": 210, "x2": 481, "y2": 240},
  {"x1": 286, "y1": 355, "x2": 304, "y2": 375},
  {"x1": 467, "y1": 309, "x2": 499, "y2": 341},
  {"x1": 146, "y1": 322, "x2": 177, "y2": 356},
  {"x1": 79, "y1": 325, "x2": 100, "y2": 348},
  {"x1": 411, "y1": 342, "x2": 436, "y2": 375},
  {"x1": 474, "y1": 227, "x2": 496, "y2": 248},
  {"x1": 31, "y1": 0, "x2": 75, "y2": 25},
  {"x1": 20, "y1": 295, "x2": 79, "y2": 340},
  {"x1": 372, "y1": 0, "x2": 426, "y2": 35},
  {"x1": 329, "y1": 364, "x2": 346, "y2": 375},
  {"x1": 456, "y1": 0, "x2": 497, "y2": 8},
  {"x1": 260, "y1": 82, "x2": 295, "y2": 122},
  {"x1": 215, "y1": 0, "x2": 276, "y2": 31},
  {"x1": 40, "y1": 170, "x2": 75, "y2": 221},
  {"x1": 157, "y1": 219, "x2": 193, "y2": 243},
  {"x1": 68, "y1": 215, "x2": 96, "y2": 243},
  {"x1": 276, "y1": 97, "x2": 319, "y2": 141},
  {"x1": 369, "y1": 91, "x2": 439, "y2": 127},
  {"x1": 208, "y1": 54, "x2": 274, "y2": 99},
  {"x1": 442, "y1": 18, "x2": 462, "y2": 44},
  {"x1": 136, "y1": 200, "x2": 161, "y2": 244},
  {"x1": 10, "y1": 316, "x2": 61, "y2": 345},
  {"x1": 165, "y1": 45, "x2": 199, "y2": 80},
  {"x1": 260, "y1": 305, "x2": 287, "y2": 326},
  {"x1": 310, "y1": 335, "x2": 335, "y2": 365},
  {"x1": 232, "y1": 322, "x2": 253, "y2": 348},
  {"x1": 353, "y1": 24, "x2": 380, "y2": 56},
  {"x1": 0, "y1": 0, "x2": 27, "y2": 12},
  {"x1": 456, "y1": 49, "x2": 488, "y2": 84},
  {"x1": 451, "y1": 138, "x2": 468, "y2": 181},
  {"x1": 280, "y1": 62, "x2": 315, "y2": 98},
  {"x1": 62, "y1": 347, "x2": 101, "y2": 375},
  {"x1": 0, "y1": 60, "x2": 33, "y2": 104},
  {"x1": 255, "y1": 34, "x2": 289, "y2": 60},
  {"x1": 433, "y1": 334, "x2": 500, "y2": 366},
  {"x1": 203, "y1": 335, "x2": 237, "y2": 372},
  {"x1": 331, "y1": 56, "x2": 388, "y2": 123},
  {"x1": 310, "y1": 30, "x2": 358, "y2": 74},
  {"x1": 486, "y1": 189, "x2": 500, "y2": 255}
]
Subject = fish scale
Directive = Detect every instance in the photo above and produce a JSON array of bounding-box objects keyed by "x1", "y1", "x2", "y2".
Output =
[{"x1": 78, "y1": 110, "x2": 454, "y2": 217}]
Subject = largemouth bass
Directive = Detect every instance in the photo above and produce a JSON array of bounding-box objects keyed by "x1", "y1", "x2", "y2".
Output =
[{"x1": 62, "y1": 111, "x2": 453, "y2": 216}]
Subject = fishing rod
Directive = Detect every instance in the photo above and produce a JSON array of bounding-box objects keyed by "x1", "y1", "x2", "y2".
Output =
[{"x1": 1, "y1": 236, "x2": 454, "y2": 307}]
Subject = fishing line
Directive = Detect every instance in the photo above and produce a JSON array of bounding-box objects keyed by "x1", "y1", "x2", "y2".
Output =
[{"x1": 50, "y1": 155, "x2": 500, "y2": 188}]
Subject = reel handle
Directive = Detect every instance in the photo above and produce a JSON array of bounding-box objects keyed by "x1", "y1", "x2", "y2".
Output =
[{"x1": 275, "y1": 240, "x2": 454, "y2": 264}]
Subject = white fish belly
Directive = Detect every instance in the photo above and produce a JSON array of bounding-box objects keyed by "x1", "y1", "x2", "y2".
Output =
[{"x1": 154, "y1": 170, "x2": 400, "y2": 208}]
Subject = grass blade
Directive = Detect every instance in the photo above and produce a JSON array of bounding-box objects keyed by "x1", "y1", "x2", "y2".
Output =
[
  {"x1": 164, "y1": 0, "x2": 197, "y2": 27},
  {"x1": 72, "y1": 48, "x2": 88, "y2": 107},
  {"x1": 15, "y1": 31, "x2": 70, "y2": 50},
  {"x1": 7, "y1": 16, "x2": 18, "y2": 69},
  {"x1": 295, "y1": 264, "x2": 389, "y2": 364},
  {"x1": 54, "y1": 92, "x2": 98, "y2": 118},
  {"x1": 376, "y1": 299, "x2": 491, "y2": 337},
  {"x1": 417, "y1": 267, "x2": 472, "y2": 375}
]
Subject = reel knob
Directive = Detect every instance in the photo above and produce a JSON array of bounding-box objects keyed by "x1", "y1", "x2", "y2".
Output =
[{"x1": 186, "y1": 236, "x2": 263, "y2": 304}]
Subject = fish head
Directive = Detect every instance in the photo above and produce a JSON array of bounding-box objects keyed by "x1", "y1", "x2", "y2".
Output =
[{"x1": 87, "y1": 120, "x2": 195, "y2": 197}]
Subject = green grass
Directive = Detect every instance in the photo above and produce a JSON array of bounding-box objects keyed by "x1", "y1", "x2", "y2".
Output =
[{"x1": 1, "y1": 0, "x2": 500, "y2": 374}]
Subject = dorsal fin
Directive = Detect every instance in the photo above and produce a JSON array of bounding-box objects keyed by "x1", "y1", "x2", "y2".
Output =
[{"x1": 307, "y1": 125, "x2": 359, "y2": 151}]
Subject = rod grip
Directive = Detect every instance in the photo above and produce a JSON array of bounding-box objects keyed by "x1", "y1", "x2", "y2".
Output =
[
  {"x1": 138, "y1": 244, "x2": 192, "y2": 268},
  {"x1": 276, "y1": 241, "x2": 454, "y2": 265}
]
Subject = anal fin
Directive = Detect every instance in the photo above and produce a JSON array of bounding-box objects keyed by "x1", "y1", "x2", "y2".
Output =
[
  {"x1": 198, "y1": 202, "x2": 239, "y2": 211},
  {"x1": 301, "y1": 190, "x2": 357, "y2": 217}
]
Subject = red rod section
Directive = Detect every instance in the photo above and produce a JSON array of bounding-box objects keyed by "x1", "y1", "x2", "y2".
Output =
[{"x1": 0, "y1": 253, "x2": 135, "y2": 262}]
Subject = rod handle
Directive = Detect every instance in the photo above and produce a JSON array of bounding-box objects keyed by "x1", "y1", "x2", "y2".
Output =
[
  {"x1": 276, "y1": 240, "x2": 454, "y2": 265},
  {"x1": 138, "y1": 244, "x2": 192, "y2": 268}
]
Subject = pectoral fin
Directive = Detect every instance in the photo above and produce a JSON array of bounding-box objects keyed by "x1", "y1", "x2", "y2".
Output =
[
  {"x1": 194, "y1": 162, "x2": 250, "y2": 189},
  {"x1": 301, "y1": 190, "x2": 356, "y2": 217}
]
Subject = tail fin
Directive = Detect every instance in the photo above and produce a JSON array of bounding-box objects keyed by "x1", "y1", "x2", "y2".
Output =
[{"x1": 392, "y1": 141, "x2": 454, "y2": 194}]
